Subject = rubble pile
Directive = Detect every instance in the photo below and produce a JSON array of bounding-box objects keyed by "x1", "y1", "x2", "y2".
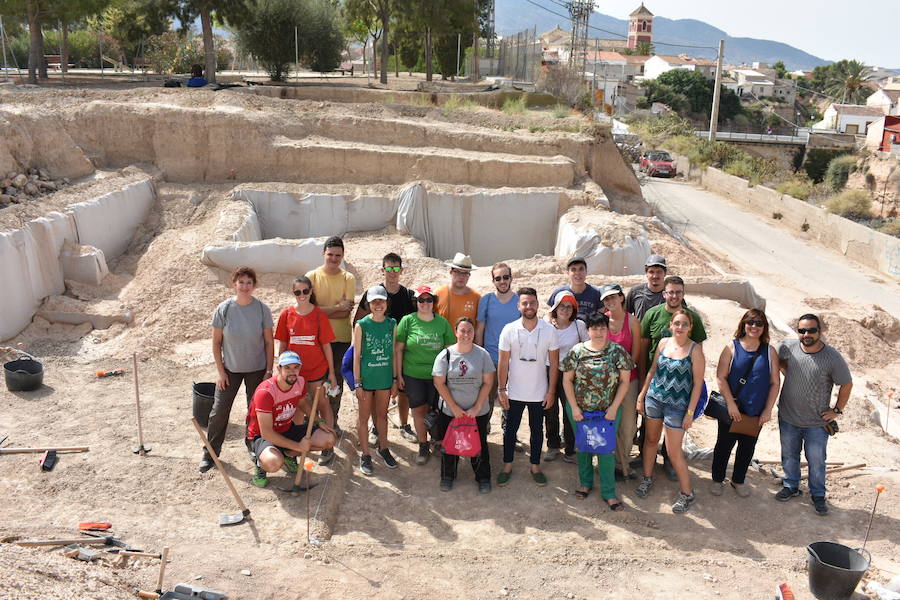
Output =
[{"x1": 0, "y1": 168, "x2": 70, "y2": 207}]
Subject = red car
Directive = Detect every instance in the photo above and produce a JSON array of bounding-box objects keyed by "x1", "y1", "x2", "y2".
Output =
[{"x1": 640, "y1": 150, "x2": 677, "y2": 178}]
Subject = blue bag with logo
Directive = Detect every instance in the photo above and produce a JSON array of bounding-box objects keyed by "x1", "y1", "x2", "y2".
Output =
[{"x1": 575, "y1": 410, "x2": 617, "y2": 454}]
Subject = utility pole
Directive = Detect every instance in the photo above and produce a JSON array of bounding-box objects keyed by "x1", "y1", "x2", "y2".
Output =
[
  {"x1": 566, "y1": 0, "x2": 593, "y2": 72},
  {"x1": 708, "y1": 39, "x2": 725, "y2": 141},
  {"x1": 0, "y1": 16, "x2": 9, "y2": 83}
]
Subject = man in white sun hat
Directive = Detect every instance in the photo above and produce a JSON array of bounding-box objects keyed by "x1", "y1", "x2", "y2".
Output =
[{"x1": 435, "y1": 252, "x2": 481, "y2": 327}]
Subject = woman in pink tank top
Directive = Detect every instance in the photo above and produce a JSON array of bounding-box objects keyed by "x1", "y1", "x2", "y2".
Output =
[{"x1": 601, "y1": 283, "x2": 643, "y2": 479}]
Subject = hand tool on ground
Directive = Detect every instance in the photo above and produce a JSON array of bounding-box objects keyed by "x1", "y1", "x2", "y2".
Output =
[
  {"x1": 0, "y1": 435, "x2": 8, "y2": 447},
  {"x1": 107, "y1": 549, "x2": 161, "y2": 558},
  {"x1": 0, "y1": 446, "x2": 88, "y2": 454},
  {"x1": 155, "y1": 546, "x2": 170, "y2": 595},
  {"x1": 64, "y1": 546, "x2": 100, "y2": 562},
  {"x1": 79, "y1": 522, "x2": 112, "y2": 531},
  {"x1": 170, "y1": 583, "x2": 226, "y2": 600},
  {"x1": 17, "y1": 536, "x2": 122, "y2": 547},
  {"x1": 278, "y1": 386, "x2": 323, "y2": 495},
  {"x1": 862, "y1": 484, "x2": 886, "y2": 550},
  {"x1": 775, "y1": 463, "x2": 866, "y2": 485},
  {"x1": 191, "y1": 417, "x2": 251, "y2": 526},
  {"x1": 96, "y1": 369, "x2": 125, "y2": 378},
  {"x1": 137, "y1": 592, "x2": 160, "y2": 600},
  {"x1": 39, "y1": 450, "x2": 58, "y2": 471},
  {"x1": 132, "y1": 353, "x2": 151, "y2": 455},
  {"x1": 756, "y1": 460, "x2": 845, "y2": 466},
  {"x1": 81, "y1": 530, "x2": 140, "y2": 551}
]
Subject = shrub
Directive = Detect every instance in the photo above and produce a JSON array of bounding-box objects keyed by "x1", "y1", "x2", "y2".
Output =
[
  {"x1": 826, "y1": 190, "x2": 873, "y2": 220},
  {"x1": 442, "y1": 95, "x2": 478, "y2": 110},
  {"x1": 724, "y1": 155, "x2": 779, "y2": 186},
  {"x1": 876, "y1": 220, "x2": 900, "y2": 237},
  {"x1": 823, "y1": 154, "x2": 858, "y2": 191},
  {"x1": 501, "y1": 96, "x2": 527, "y2": 115},
  {"x1": 535, "y1": 64, "x2": 583, "y2": 104},
  {"x1": 145, "y1": 32, "x2": 231, "y2": 74},
  {"x1": 776, "y1": 178, "x2": 814, "y2": 201},
  {"x1": 552, "y1": 104, "x2": 570, "y2": 119},
  {"x1": 804, "y1": 149, "x2": 849, "y2": 183}
]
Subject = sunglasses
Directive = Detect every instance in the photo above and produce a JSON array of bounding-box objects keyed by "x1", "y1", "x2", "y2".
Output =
[
  {"x1": 383, "y1": 266, "x2": 401, "y2": 272},
  {"x1": 745, "y1": 319, "x2": 766, "y2": 327},
  {"x1": 293, "y1": 288, "x2": 312, "y2": 296},
  {"x1": 416, "y1": 297, "x2": 434, "y2": 303},
  {"x1": 493, "y1": 274, "x2": 511, "y2": 282},
  {"x1": 451, "y1": 269, "x2": 471, "y2": 276},
  {"x1": 798, "y1": 327, "x2": 819, "y2": 334}
]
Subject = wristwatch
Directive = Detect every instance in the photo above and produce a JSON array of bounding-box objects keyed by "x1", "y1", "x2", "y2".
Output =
[{"x1": 832, "y1": 407, "x2": 843, "y2": 415}]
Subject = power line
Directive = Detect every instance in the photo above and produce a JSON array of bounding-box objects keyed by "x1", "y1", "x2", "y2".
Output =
[{"x1": 522, "y1": 0, "x2": 718, "y2": 52}]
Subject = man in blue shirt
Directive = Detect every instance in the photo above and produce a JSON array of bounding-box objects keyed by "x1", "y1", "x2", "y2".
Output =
[{"x1": 547, "y1": 256, "x2": 602, "y2": 321}]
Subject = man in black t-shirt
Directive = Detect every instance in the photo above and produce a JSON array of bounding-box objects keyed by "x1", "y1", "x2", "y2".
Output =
[
  {"x1": 625, "y1": 254, "x2": 667, "y2": 321},
  {"x1": 353, "y1": 253, "x2": 417, "y2": 442}
]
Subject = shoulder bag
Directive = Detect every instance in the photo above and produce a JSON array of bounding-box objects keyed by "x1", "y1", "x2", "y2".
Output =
[{"x1": 704, "y1": 343, "x2": 763, "y2": 423}]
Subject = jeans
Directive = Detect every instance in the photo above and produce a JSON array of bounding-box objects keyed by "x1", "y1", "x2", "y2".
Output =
[
  {"x1": 329, "y1": 342, "x2": 350, "y2": 421},
  {"x1": 544, "y1": 377, "x2": 575, "y2": 455},
  {"x1": 204, "y1": 368, "x2": 267, "y2": 458},
  {"x1": 711, "y1": 418, "x2": 759, "y2": 485},
  {"x1": 566, "y1": 402, "x2": 619, "y2": 500},
  {"x1": 435, "y1": 411, "x2": 491, "y2": 482},
  {"x1": 503, "y1": 400, "x2": 544, "y2": 465},
  {"x1": 779, "y1": 418, "x2": 829, "y2": 498}
]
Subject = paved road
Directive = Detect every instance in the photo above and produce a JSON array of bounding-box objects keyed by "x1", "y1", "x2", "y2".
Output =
[{"x1": 641, "y1": 177, "x2": 900, "y2": 325}]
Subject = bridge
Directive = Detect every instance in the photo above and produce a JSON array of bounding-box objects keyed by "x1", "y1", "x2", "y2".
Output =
[{"x1": 694, "y1": 130, "x2": 809, "y2": 145}]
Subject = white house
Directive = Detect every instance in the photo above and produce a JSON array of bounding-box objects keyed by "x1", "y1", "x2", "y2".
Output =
[
  {"x1": 643, "y1": 55, "x2": 716, "y2": 80},
  {"x1": 814, "y1": 103, "x2": 885, "y2": 134},
  {"x1": 866, "y1": 88, "x2": 900, "y2": 116},
  {"x1": 731, "y1": 69, "x2": 776, "y2": 98}
]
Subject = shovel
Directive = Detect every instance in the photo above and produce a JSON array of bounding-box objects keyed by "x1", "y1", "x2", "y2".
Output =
[
  {"x1": 278, "y1": 386, "x2": 324, "y2": 495},
  {"x1": 191, "y1": 418, "x2": 251, "y2": 526}
]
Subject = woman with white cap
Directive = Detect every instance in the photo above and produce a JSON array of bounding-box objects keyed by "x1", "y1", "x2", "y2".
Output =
[
  {"x1": 352, "y1": 285, "x2": 399, "y2": 476},
  {"x1": 544, "y1": 291, "x2": 587, "y2": 462},
  {"x1": 396, "y1": 285, "x2": 456, "y2": 465}
]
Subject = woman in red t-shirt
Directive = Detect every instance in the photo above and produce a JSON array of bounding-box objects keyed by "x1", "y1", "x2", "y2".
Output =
[{"x1": 275, "y1": 276, "x2": 338, "y2": 403}]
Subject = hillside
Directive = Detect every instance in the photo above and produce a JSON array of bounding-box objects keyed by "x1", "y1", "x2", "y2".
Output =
[{"x1": 496, "y1": 0, "x2": 830, "y2": 70}]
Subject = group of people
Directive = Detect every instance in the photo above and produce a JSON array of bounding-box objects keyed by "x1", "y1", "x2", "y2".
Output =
[{"x1": 199, "y1": 236, "x2": 853, "y2": 516}]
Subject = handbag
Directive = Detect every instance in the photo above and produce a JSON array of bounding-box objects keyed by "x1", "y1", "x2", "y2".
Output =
[
  {"x1": 705, "y1": 345, "x2": 764, "y2": 423},
  {"x1": 442, "y1": 416, "x2": 481, "y2": 457},
  {"x1": 575, "y1": 410, "x2": 617, "y2": 454},
  {"x1": 729, "y1": 415, "x2": 762, "y2": 436}
]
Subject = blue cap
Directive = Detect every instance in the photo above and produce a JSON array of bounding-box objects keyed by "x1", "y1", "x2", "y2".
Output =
[{"x1": 277, "y1": 351, "x2": 302, "y2": 366}]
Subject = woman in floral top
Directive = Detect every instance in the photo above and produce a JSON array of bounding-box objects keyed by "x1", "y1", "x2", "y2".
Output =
[{"x1": 561, "y1": 311, "x2": 635, "y2": 510}]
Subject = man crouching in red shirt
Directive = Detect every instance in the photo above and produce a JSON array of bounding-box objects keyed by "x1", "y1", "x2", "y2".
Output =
[{"x1": 246, "y1": 351, "x2": 336, "y2": 487}]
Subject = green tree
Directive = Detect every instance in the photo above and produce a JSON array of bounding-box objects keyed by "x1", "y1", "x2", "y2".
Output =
[
  {"x1": 89, "y1": 0, "x2": 177, "y2": 66},
  {"x1": 304, "y1": 0, "x2": 343, "y2": 73},
  {"x1": 634, "y1": 40, "x2": 654, "y2": 56},
  {"x1": 773, "y1": 60, "x2": 787, "y2": 79},
  {"x1": 824, "y1": 59, "x2": 872, "y2": 104},
  {"x1": 643, "y1": 69, "x2": 741, "y2": 121},
  {"x1": 166, "y1": 1, "x2": 249, "y2": 84}
]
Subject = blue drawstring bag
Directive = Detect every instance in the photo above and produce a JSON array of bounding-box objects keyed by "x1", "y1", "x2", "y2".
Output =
[
  {"x1": 692, "y1": 381, "x2": 709, "y2": 420},
  {"x1": 341, "y1": 345, "x2": 355, "y2": 391},
  {"x1": 575, "y1": 410, "x2": 617, "y2": 454}
]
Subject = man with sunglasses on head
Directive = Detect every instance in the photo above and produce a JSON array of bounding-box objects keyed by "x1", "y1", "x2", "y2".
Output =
[
  {"x1": 496, "y1": 288, "x2": 560, "y2": 487},
  {"x1": 354, "y1": 253, "x2": 418, "y2": 442},
  {"x1": 775, "y1": 314, "x2": 852, "y2": 516},
  {"x1": 435, "y1": 252, "x2": 481, "y2": 327}
]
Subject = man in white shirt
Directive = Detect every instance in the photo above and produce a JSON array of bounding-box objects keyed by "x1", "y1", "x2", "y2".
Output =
[{"x1": 496, "y1": 288, "x2": 560, "y2": 487}]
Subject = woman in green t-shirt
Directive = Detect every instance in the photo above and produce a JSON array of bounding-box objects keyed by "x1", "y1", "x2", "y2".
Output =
[
  {"x1": 396, "y1": 286, "x2": 456, "y2": 466},
  {"x1": 352, "y1": 286, "x2": 398, "y2": 477}
]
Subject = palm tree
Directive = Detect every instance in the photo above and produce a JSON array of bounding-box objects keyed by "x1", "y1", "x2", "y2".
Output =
[{"x1": 825, "y1": 59, "x2": 872, "y2": 104}]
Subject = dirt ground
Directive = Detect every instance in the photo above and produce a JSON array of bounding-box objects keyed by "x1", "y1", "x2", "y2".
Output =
[{"x1": 2, "y1": 84, "x2": 900, "y2": 600}]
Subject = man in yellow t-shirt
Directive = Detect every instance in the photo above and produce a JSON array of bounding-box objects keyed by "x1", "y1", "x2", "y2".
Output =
[
  {"x1": 435, "y1": 252, "x2": 481, "y2": 327},
  {"x1": 305, "y1": 236, "x2": 355, "y2": 464}
]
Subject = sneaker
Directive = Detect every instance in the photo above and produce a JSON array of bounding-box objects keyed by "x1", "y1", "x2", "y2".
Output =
[
  {"x1": 251, "y1": 466, "x2": 268, "y2": 488},
  {"x1": 399, "y1": 424, "x2": 417, "y2": 442},
  {"x1": 198, "y1": 455, "x2": 215, "y2": 473},
  {"x1": 282, "y1": 455, "x2": 299, "y2": 474},
  {"x1": 415, "y1": 442, "x2": 430, "y2": 465},
  {"x1": 478, "y1": 480, "x2": 492, "y2": 494},
  {"x1": 709, "y1": 481, "x2": 725, "y2": 496},
  {"x1": 377, "y1": 447, "x2": 398, "y2": 469},
  {"x1": 496, "y1": 471, "x2": 512, "y2": 486},
  {"x1": 543, "y1": 449, "x2": 560, "y2": 462},
  {"x1": 359, "y1": 455, "x2": 374, "y2": 476},
  {"x1": 672, "y1": 491, "x2": 696, "y2": 513},
  {"x1": 731, "y1": 482, "x2": 751, "y2": 498},
  {"x1": 561, "y1": 453, "x2": 576, "y2": 464},
  {"x1": 775, "y1": 487, "x2": 801, "y2": 502},
  {"x1": 635, "y1": 476, "x2": 654, "y2": 498},
  {"x1": 440, "y1": 478, "x2": 453, "y2": 492},
  {"x1": 318, "y1": 449, "x2": 335, "y2": 467},
  {"x1": 368, "y1": 426, "x2": 378, "y2": 446},
  {"x1": 663, "y1": 459, "x2": 678, "y2": 482},
  {"x1": 812, "y1": 496, "x2": 829, "y2": 516}
]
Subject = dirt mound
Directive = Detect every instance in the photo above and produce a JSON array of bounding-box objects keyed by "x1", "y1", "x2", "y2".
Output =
[{"x1": 804, "y1": 297, "x2": 900, "y2": 369}]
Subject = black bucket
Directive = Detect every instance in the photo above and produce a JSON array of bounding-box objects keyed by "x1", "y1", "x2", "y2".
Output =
[
  {"x1": 192, "y1": 382, "x2": 216, "y2": 428},
  {"x1": 4, "y1": 358, "x2": 44, "y2": 392},
  {"x1": 807, "y1": 541, "x2": 871, "y2": 600}
]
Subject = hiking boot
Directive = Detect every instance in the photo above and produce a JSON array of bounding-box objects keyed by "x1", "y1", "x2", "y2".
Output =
[
  {"x1": 635, "y1": 476, "x2": 654, "y2": 498},
  {"x1": 775, "y1": 487, "x2": 801, "y2": 502},
  {"x1": 709, "y1": 481, "x2": 725, "y2": 496},
  {"x1": 251, "y1": 466, "x2": 268, "y2": 488},
  {"x1": 282, "y1": 455, "x2": 299, "y2": 474},
  {"x1": 368, "y1": 426, "x2": 378, "y2": 446},
  {"x1": 478, "y1": 480, "x2": 492, "y2": 494},
  {"x1": 198, "y1": 455, "x2": 215, "y2": 473},
  {"x1": 440, "y1": 478, "x2": 453, "y2": 492},
  {"x1": 377, "y1": 447, "x2": 399, "y2": 469},
  {"x1": 812, "y1": 496, "x2": 829, "y2": 516},
  {"x1": 400, "y1": 424, "x2": 417, "y2": 442},
  {"x1": 672, "y1": 491, "x2": 696, "y2": 513},
  {"x1": 415, "y1": 442, "x2": 430, "y2": 465},
  {"x1": 359, "y1": 454, "x2": 374, "y2": 476},
  {"x1": 561, "y1": 452, "x2": 576, "y2": 464},
  {"x1": 318, "y1": 449, "x2": 335, "y2": 467},
  {"x1": 543, "y1": 449, "x2": 560, "y2": 462}
]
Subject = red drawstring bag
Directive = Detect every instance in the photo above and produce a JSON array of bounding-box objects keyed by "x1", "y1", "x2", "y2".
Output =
[{"x1": 442, "y1": 416, "x2": 481, "y2": 457}]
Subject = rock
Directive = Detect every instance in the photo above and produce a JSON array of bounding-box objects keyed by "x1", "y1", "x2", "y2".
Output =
[
  {"x1": 12, "y1": 174, "x2": 27, "y2": 188},
  {"x1": 6, "y1": 172, "x2": 16, "y2": 180},
  {"x1": 28, "y1": 174, "x2": 38, "y2": 181},
  {"x1": 0, "y1": 195, "x2": 10, "y2": 205},
  {"x1": 62, "y1": 177, "x2": 70, "y2": 185},
  {"x1": 303, "y1": 553, "x2": 312, "y2": 560},
  {"x1": 499, "y1": 589, "x2": 509, "y2": 597},
  {"x1": 322, "y1": 557, "x2": 331, "y2": 565},
  {"x1": 38, "y1": 180, "x2": 57, "y2": 191},
  {"x1": 39, "y1": 169, "x2": 50, "y2": 180},
  {"x1": 28, "y1": 167, "x2": 37, "y2": 175},
  {"x1": 3, "y1": 187, "x2": 15, "y2": 197},
  {"x1": 240, "y1": 569, "x2": 251, "y2": 576},
  {"x1": 0, "y1": 179, "x2": 10, "y2": 188},
  {"x1": 23, "y1": 182, "x2": 39, "y2": 196}
]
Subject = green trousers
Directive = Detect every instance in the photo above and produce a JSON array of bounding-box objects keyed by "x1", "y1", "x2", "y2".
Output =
[{"x1": 565, "y1": 402, "x2": 621, "y2": 500}]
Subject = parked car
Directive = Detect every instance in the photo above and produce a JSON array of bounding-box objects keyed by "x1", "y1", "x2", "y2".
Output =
[{"x1": 640, "y1": 150, "x2": 676, "y2": 178}]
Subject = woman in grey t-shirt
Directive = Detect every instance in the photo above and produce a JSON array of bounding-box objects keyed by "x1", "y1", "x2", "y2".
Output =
[
  {"x1": 199, "y1": 266, "x2": 274, "y2": 473},
  {"x1": 432, "y1": 317, "x2": 496, "y2": 493}
]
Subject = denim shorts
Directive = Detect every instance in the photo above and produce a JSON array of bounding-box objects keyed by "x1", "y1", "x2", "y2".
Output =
[{"x1": 644, "y1": 395, "x2": 688, "y2": 430}]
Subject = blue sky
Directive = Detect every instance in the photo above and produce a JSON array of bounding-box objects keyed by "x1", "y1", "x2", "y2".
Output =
[{"x1": 597, "y1": 0, "x2": 897, "y2": 68}]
